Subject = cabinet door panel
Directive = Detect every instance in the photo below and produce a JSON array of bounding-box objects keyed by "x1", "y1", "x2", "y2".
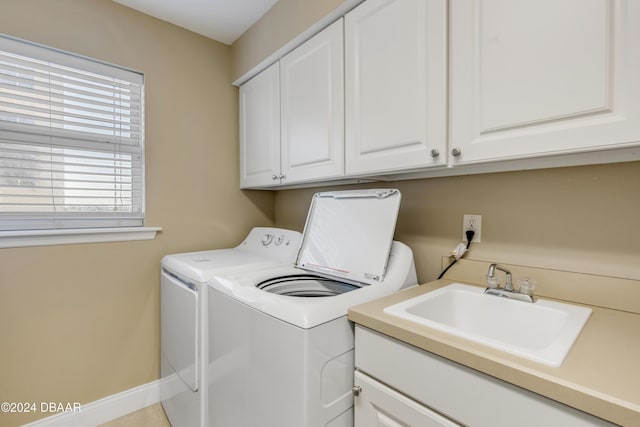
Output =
[
  {"x1": 479, "y1": 0, "x2": 609, "y2": 131},
  {"x1": 345, "y1": 0, "x2": 447, "y2": 175},
  {"x1": 239, "y1": 62, "x2": 280, "y2": 188},
  {"x1": 354, "y1": 371, "x2": 460, "y2": 427},
  {"x1": 280, "y1": 19, "x2": 344, "y2": 183},
  {"x1": 450, "y1": 0, "x2": 640, "y2": 164}
]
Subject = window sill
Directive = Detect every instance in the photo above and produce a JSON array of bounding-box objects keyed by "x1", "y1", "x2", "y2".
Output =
[{"x1": 0, "y1": 227, "x2": 161, "y2": 249}]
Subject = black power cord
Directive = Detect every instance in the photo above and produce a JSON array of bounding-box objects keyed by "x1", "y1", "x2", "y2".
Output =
[{"x1": 437, "y1": 229, "x2": 475, "y2": 280}]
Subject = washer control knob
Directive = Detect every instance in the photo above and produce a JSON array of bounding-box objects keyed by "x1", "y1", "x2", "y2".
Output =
[
  {"x1": 262, "y1": 234, "x2": 274, "y2": 246},
  {"x1": 274, "y1": 235, "x2": 284, "y2": 246},
  {"x1": 352, "y1": 385, "x2": 362, "y2": 397}
]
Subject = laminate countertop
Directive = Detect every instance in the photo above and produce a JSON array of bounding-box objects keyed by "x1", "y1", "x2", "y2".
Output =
[{"x1": 348, "y1": 279, "x2": 640, "y2": 426}]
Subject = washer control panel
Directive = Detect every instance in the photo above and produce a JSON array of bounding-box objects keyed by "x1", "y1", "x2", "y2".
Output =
[
  {"x1": 241, "y1": 227, "x2": 302, "y2": 263},
  {"x1": 262, "y1": 233, "x2": 290, "y2": 247}
]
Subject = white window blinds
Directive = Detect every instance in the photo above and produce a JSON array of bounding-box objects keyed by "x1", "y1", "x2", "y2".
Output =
[{"x1": 0, "y1": 35, "x2": 144, "y2": 231}]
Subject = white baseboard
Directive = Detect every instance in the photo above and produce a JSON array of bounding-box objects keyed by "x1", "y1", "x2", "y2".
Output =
[{"x1": 23, "y1": 380, "x2": 161, "y2": 427}]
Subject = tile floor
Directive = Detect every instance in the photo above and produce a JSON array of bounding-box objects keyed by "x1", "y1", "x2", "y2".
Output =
[{"x1": 99, "y1": 404, "x2": 170, "y2": 427}]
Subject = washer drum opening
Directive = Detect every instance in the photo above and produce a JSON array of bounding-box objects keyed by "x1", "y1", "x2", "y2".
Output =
[{"x1": 256, "y1": 275, "x2": 361, "y2": 297}]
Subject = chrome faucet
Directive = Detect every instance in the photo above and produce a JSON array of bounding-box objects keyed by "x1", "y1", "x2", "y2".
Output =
[{"x1": 485, "y1": 263, "x2": 536, "y2": 303}]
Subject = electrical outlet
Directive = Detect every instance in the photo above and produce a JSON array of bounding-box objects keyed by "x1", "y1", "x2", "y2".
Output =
[{"x1": 463, "y1": 214, "x2": 482, "y2": 243}]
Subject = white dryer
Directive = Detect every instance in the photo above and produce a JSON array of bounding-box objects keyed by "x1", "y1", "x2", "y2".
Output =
[
  {"x1": 207, "y1": 189, "x2": 417, "y2": 427},
  {"x1": 160, "y1": 227, "x2": 302, "y2": 427}
]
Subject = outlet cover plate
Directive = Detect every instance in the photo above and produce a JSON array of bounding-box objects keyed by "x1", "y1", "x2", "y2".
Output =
[{"x1": 463, "y1": 214, "x2": 482, "y2": 243}]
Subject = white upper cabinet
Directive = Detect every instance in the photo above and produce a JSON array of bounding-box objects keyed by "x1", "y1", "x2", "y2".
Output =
[
  {"x1": 280, "y1": 19, "x2": 345, "y2": 183},
  {"x1": 345, "y1": 0, "x2": 448, "y2": 176},
  {"x1": 240, "y1": 21, "x2": 344, "y2": 188},
  {"x1": 450, "y1": 0, "x2": 640, "y2": 165},
  {"x1": 240, "y1": 0, "x2": 640, "y2": 189},
  {"x1": 239, "y1": 62, "x2": 280, "y2": 188}
]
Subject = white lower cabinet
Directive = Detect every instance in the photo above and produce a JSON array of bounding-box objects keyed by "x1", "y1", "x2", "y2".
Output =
[
  {"x1": 354, "y1": 326, "x2": 615, "y2": 427},
  {"x1": 354, "y1": 370, "x2": 460, "y2": 427}
]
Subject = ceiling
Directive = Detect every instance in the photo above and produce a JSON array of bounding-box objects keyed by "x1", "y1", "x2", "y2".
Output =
[{"x1": 113, "y1": 0, "x2": 279, "y2": 45}]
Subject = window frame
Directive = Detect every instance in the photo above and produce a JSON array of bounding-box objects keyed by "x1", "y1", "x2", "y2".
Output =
[{"x1": 0, "y1": 34, "x2": 159, "y2": 247}]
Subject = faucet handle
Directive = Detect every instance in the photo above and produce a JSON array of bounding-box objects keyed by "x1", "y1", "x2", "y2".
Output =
[
  {"x1": 486, "y1": 274, "x2": 499, "y2": 289},
  {"x1": 517, "y1": 277, "x2": 536, "y2": 296}
]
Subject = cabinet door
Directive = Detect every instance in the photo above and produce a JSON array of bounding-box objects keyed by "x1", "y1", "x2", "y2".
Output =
[
  {"x1": 345, "y1": 0, "x2": 447, "y2": 176},
  {"x1": 450, "y1": 0, "x2": 640, "y2": 165},
  {"x1": 354, "y1": 371, "x2": 460, "y2": 427},
  {"x1": 280, "y1": 19, "x2": 344, "y2": 184},
  {"x1": 239, "y1": 62, "x2": 280, "y2": 188}
]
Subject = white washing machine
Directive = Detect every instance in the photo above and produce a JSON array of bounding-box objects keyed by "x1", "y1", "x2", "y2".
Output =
[
  {"x1": 206, "y1": 189, "x2": 417, "y2": 427},
  {"x1": 160, "y1": 227, "x2": 302, "y2": 427}
]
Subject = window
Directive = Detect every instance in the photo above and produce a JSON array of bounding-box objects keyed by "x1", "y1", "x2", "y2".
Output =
[{"x1": 0, "y1": 35, "x2": 145, "y2": 232}]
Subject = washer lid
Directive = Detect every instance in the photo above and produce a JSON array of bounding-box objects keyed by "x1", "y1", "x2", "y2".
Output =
[{"x1": 296, "y1": 189, "x2": 401, "y2": 286}]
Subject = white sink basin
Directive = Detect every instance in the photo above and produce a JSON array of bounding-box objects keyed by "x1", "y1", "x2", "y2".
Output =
[{"x1": 383, "y1": 283, "x2": 592, "y2": 367}]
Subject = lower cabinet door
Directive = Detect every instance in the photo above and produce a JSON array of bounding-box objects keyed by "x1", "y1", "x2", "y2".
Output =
[{"x1": 354, "y1": 371, "x2": 460, "y2": 427}]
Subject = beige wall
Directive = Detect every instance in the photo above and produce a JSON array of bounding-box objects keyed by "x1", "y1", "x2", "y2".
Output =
[
  {"x1": 275, "y1": 162, "x2": 640, "y2": 283},
  {"x1": 0, "y1": 1, "x2": 274, "y2": 425}
]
